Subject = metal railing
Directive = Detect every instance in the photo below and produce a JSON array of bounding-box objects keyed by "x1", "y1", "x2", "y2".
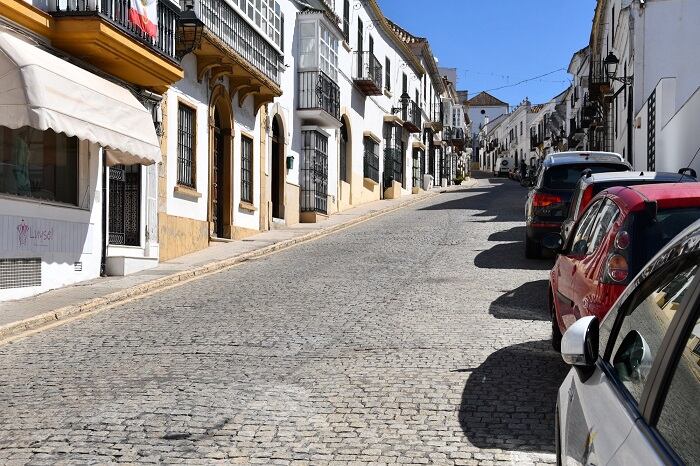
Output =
[
  {"x1": 189, "y1": 0, "x2": 282, "y2": 84},
  {"x1": 353, "y1": 51, "x2": 383, "y2": 93},
  {"x1": 363, "y1": 144, "x2": 380, "y2": 183},
  {"x1": 429, "y1": 102, "x2": 442, "y2": 123},
  {"x1": 50, "y1": 0, "x2": 179, "y2": 62},
  {"x1": 383, "y1": 147, "x2": 404, "y2": 187},
  {"x1": 298, "y1": 70, "x2": 341, "y2": 121},
  {"x1": 401, "y1": 99, "x2": 422, "y2": 131}
]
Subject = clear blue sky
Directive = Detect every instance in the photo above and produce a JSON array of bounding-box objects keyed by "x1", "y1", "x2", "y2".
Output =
[{"x1": 377, "y1": 0, "x2": 597, "y2": 107}]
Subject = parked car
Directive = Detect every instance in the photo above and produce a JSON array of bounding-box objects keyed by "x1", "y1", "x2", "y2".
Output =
[
  {"x1": 524, "y1": 152, "x2": 631, "y2": 258},
  {"x1": 546, "y1": 183, "x2": 700, "y2": 351},
  {"x1": 561, "y1": 169, "x2": 698, "y2": 241},
  {"x1": 493, "y1": 157, "x2": 510, "y2": 177},
  {"x1": 555, "y1": 218, "x2": 700, "y2": 465}
]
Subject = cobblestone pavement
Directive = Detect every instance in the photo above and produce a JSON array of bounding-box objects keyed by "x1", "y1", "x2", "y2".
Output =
[{"x1": 0, "y1": 174, "x2": 569, "y2": 465}]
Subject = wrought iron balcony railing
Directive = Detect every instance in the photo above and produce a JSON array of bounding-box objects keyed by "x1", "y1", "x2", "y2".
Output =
[
  {"x1": 188, "y1": 0, "x2": 282, "y2": 84},
  {"x1": 401, "y1": 99, "x2": 422, "y2": 133},
  {"x1": 353, "y1": 51, "x2": 383, "y2": 96},
  {"x1": 428, "y1": 102, "x2": 443, "y2": 124},
  {"x1": 298, "y1": 70, "x2": 341, "y2": 121},
  {"x1": 50, "y1": 0, "x2": 179, "y2": 62}
]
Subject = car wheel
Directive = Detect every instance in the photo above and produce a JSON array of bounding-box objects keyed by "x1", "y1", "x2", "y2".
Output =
[
  {"x1": 551, "y1": 294, "x2": 562, "y2": 352},
  {"x1": 525, "y1": 236, "x2": 541, "y2": 259}
]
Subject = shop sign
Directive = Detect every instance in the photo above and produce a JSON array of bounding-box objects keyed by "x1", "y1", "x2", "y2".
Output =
[{"x1": 0, "y1": 215, "x2": 91, "y2": 255}]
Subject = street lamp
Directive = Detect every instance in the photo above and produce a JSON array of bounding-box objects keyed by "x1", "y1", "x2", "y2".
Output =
[
  {"x1": 391, "y1": 92, "x2": 411, "y2": 114},
  {"x1": 603, "y1": 51, "x2": 633, "y2": 85},
  {"x1": 176, "y1": 4, "x2": 205, "y2": 59}
]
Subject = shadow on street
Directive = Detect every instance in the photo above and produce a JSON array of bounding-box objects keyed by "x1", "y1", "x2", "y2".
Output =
[
  {"x1": 488, "y1": 226, "x2": 527, "y2": 242},
  {"x1": 474, "y1": 242, "x2": 553, "y2": 270},
  {"x1": 489, "y1": 280, "x2": 550, "y2": 321},
  {"x1": 458, "y1": 339, "x2": 568, "y2": 453}
]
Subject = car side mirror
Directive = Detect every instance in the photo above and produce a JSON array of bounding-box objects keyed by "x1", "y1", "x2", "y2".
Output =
[
  {"x1": 561, "y1": 316, "x2": 599, "y2": 367},
  {"x1": 542, "y1": 232, "x2": 564, "y2": 251}
]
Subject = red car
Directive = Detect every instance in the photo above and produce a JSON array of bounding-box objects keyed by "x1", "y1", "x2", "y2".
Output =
[{"x1": 545, "y1": 183, "x2": 700, "y2": 350}]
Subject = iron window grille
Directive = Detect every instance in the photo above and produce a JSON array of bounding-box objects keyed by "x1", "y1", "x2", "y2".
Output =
[
  {"x1": 301, "y1": 130, "x2": 328, "y2": 214},
  {"x1": 383, "y1": 123, "x2": 404, "y2": 188},
  {"x1": 412, "y1": 148, "x2": 422, "y2": 188},
  {"x1": 363, "y1": 137, "x2": 379, "y2": 183},
  {"x1": 385, "y1": 57, "x2": 391, "y2": 92},
  {"x1": 298, "y1": 70, "x2": 341, "y2": 121},
  {"x1": 647, "y1": 90, "x2": 656, "y2": 171},
  {"x1": 177, "y1": 103, "x2": 196, "y2": 188},
  {"x1": 109, "y1": 164, "x2": 141, "y2": 246},
  {"x1": 240, "y1": 135, "x2": 254, "y2": 204}
]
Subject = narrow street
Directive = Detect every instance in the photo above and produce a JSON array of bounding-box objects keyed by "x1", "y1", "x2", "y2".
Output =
[{"x1": 0, "y1": 175, "x2": 568, "y2": 465}]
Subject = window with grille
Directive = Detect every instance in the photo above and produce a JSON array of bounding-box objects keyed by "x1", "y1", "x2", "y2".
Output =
[
  {"x1": 342, "y1": 0, "x2": 349, "y2": 41},
  {"x1": 385, "y1": 57, "x2": 391, "y2": 91},
  {"x1": 363, "y1": 137, "x2": 379, "y2": 183},
  {"x1": 177, "y1": 104, "x2": 196, "y2": 188},
  {"x1": 301, "y1": 130, "x2": 328, "y2": 214},
  {"x1": 241, "y1": 135, "x2": 254, "y2": 204}
]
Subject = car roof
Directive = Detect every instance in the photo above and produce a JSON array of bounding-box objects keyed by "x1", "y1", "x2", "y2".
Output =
[
  {"x1": 601, "y1": 183, "x2": 700, "y2": 212},
  {"x1": 603, "y1": 217, "x2": 700, "y2": 326},
  {"x1": 543, "y1": 152, "x2": 629, "y2": 168},
  {"x1": 580, "y1": 171, "x2": 696, "y2": 185}
]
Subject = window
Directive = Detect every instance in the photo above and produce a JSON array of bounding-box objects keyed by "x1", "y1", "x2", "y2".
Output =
[
  {"x1": 177, "y1": 104, "x2": 196, "y2": 188},
  {"x1": 385, "y1": 57, "x2": 391, "y2": 91},
  {"x1": 543, "y1": 164, "x2": 628, "y2": 190},
  {"x1": 319, "y1": 25, "x2": 338, "y2": 80},
  {"x1": 586, "y1": 199, "x2": 620, "y2": 253},
  {"x1": 240, "y1": 135, "x2": 253, "y2": 203},
  {"x1": 299, "y1": 22, "x2": 318, "y2": 69},
  {"x1": 0, "y1": 127, "x2": 78, "y2": 205},
  {"x1": 402, "y1": 73, "x2": 407, "y2": 94},
  {"x1": 520, "y1": 121, "x2": 523, "y2": 136},
  {"x1": 656, "y1": 311, "x2": 700, "y2": 464},
  {"x1": 342, "y1": 0, "x2": 349, "y2": 41},
  {"x1": 357, "y1": 18, "x2": 363, "y2": 52},
  {"x1": 340, "y1": 121, "x2": 348, "y2": 183},
  {"x1": 570, "y1": 199, "x2": 603, "y2": 255},
  {"x1": 301, "y1": 130, "x2": 328, "y2": 214},
  {"x1": 363, "y1": 137, "x2": 379, "y2": 183},
  {"x1": 604, "y1": 262, "x2": 699, "y2": 404}
]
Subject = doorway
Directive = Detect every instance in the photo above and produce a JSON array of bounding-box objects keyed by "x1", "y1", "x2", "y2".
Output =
[
  {"x1": 212, "y1": 110, "x2": 225, "y2": 237},
  {"x1": 271, "y1": 116, "x2": 284, "y2": 220}
]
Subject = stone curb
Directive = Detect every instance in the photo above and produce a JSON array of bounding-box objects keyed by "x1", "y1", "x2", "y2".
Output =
[{"x1": 0, "y1": 187, "x2": 460, "y2": 342}]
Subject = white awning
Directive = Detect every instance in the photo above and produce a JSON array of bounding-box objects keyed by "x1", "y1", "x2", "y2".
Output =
[{"x1": 0, "y1": 31, "x2": 161, "y2": 165}]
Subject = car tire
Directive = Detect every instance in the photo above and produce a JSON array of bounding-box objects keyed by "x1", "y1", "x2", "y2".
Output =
[
  {"x1": 551, "y1": 296, "x2": 562, "y2": 352},
  {"x1": 525, "y1": 236, "x2": 541, "y2": 259}
]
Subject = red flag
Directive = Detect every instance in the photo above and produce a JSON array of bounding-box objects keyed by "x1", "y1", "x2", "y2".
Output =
[{"x1": 129, "y1": 0, "x2": 158, "y2": 38}]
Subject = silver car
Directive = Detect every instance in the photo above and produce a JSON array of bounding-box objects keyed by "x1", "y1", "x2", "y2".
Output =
[{"x1": 555, "y1": 219, "x2": 700, "y2": 465}]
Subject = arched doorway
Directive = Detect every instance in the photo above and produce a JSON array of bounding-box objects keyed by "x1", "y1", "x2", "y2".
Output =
[
  {"x1": 339, "y1": 118, "x2": 349, "y2": 184},
  {"x1": 209, "y1": 89, "x2": 233, "y2": 238},
  {"x1": 271, "y1": 116, "x2": 285, "y2": 220}
]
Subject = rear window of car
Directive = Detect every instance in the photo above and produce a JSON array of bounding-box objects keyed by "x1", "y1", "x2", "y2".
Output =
[
  {"x1": 544, "y1": 164, "x2": 629, "y2": 190},
  {"x1": 629, "y1": 207, "x2": 700, "y2": 273}
]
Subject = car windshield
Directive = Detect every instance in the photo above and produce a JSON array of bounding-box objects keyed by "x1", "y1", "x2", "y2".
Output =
[{"x1": 544, "y1": 164, "x2": 629, "y2": 190}]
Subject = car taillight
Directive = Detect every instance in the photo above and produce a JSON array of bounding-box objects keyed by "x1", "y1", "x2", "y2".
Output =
[
  {"x1": 614, "y1": 230, "x2": 631, "y2": 250},
  {"x1": 533, "y1": 193, "x2": 563, "y2": 208},
  {"x1": 606, "y1": 254, "x2": 629, "y2": 283},
  {"x1": 579, "y1": 186, "x2": 594, "y2": 215}
]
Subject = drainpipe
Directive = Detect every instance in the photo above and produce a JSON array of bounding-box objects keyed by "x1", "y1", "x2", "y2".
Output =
[{"x1": 100, "y1": 148, "x2": 107, "y2": 277}]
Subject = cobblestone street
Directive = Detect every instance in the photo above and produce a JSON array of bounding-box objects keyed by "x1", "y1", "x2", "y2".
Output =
[{"x1": 0, "y1": 175, "x2": 569, "y2": 465}]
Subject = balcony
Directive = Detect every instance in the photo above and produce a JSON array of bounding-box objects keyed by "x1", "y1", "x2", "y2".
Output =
[
  {"x1": 353, "y1": 51, "x2": 383, "y2": 96},
  {"x1": 588, "y1": 60, "x2": 611, "y2": 99},
  {"x1": 298, "y1": 70, "x2": 341, "y2": 127},
  {"x1": 401, "y1": 99, "x2": 422, "y2": 133},
  {"x1": 425, "y1": 102, "x2": 443, "y2": 130},
  {"x1": 50, "y1": 0, "x2": 183, "y2": 91}
]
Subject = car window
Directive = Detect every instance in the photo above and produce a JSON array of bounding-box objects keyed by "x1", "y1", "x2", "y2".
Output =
[
  {"x1": 570, "y1": 199, "x2": 603, "y2": 255},
  {"x1": 587, "y1": 199, "x2": 620, "y2": 254},
  {"x1": 605, "y1": 263, "x2": 699, "y2": 404},
  {"x1": 655, "y1": 313, "x2": 700, "y2": 465},
  {"x1": 543, "y1": 164, "x2": 629, "y2": 190}
]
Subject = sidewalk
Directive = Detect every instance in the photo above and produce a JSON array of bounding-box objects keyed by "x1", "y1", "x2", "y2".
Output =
[{"x1": 0, "y1": 181, "x2": 475, "y2": 341}]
